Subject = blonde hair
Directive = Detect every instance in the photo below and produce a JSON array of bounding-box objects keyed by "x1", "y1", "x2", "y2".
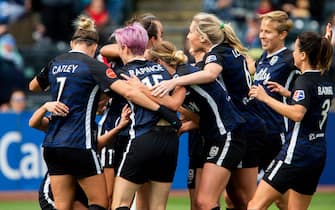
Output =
[
  {"x1": 72, "y1": 15, "x2": 99, "y2": 44},
  {"x1": 149, "y1": 40, "x2": 188, "y2": 68},
  {"x1": 193, "y1": 12, "x2": 247, "y2": 56},
  {"x1": 259, "y1": 10, "x2": 293, "y2": 33}
]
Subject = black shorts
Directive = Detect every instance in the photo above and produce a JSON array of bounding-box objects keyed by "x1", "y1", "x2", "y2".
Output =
[
  {"x1": 38, "y1": 173, "x2": 88, "y2": 210},
  {"x1": 263, "y1": 160, "x2": 325, "y2": 195},
  {"x1": 187, "y1": 129, "x2": 205, "y2": 189},
  {"x1": 258, "y1": 133, "x2": 285, "y2": 170},
  {"x1": 203, "y1": 129, "x2": 246, "y2": 171},
  {"x1": 237, "y1": 126, "x2": 266, "y2": 168},
  {"x1": 100, "y1": 135, "x2": 129, "y2": 170},
  {"x1": 43, "y1": 147, "x2": 102, "y2": 179},
  {"x1": 117, "y1": 126, "x2": 179, "y2": 184}
]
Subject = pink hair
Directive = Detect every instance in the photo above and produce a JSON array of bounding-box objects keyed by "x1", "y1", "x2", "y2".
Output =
[{"x1": 113, "y1": 23, "x2": 148, "y2": 55}]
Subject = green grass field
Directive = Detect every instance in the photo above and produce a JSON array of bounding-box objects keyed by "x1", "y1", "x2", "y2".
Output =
[{"x1": 0, "y1": 192, "x2": 334, "y2": 210}]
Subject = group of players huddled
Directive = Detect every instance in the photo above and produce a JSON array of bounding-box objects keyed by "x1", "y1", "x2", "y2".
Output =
[{"x1": 28, "y1": 9, "x2": 334, "y2": 210}]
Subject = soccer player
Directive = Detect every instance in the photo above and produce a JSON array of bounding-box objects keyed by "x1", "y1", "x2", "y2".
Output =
[
  {"x1": 248, "y1": 31, "x2": 334, "y2": 210},
  {"x1": 146, "y1": 40, "x2": 246, "y2": 210},
  {"x1": 110, "y1": 23, "x2": 184, "y2": 210},
  {"x1": 150, "y1": 13, "x2": 266, "y2": 209}
]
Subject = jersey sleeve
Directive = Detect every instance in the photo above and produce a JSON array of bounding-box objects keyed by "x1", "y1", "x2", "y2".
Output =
[
  {"x1": 90, "y1": 62, "x2": 119, "y2": 94},
  {"x1": 35, "y1": 61, "x2": 52, "y2": 90},
  {"x1": 204, "y1": 51, "x2": 224, "y2": 67},
  {"x1": 290, "y1": 76, "x2": 311, "y2": 109}
]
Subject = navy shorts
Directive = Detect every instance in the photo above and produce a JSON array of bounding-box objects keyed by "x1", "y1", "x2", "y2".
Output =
[
  {"x1": 237, "y1": 126, "x2": 267, "y2": 168},
  {"x1": 100, "y1": 135, "x2": 129, "y2": 170},
  {"x1": 43, "y1": 147, "x2": 102, "y2": 179},
  {"x1": 187, "y1": 129, "x2": 205, "y2": 189},
  {"x1": 203, "y1": 128, "x2": 246, "y2": 171},
  {"x1": 117, "y1": 126, "x2": 179, "y2": 184},
  {"x1": 263, "y1": 159, "x2": 325, "y2": 195},
  {"x1": 258, "y1": 133, "x2": 285, "y2": 170}
]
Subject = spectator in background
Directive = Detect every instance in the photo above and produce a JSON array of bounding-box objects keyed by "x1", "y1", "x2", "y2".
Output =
[
  {"x1": 106, "y1": 0, "x2": 125, "y2": 26},
  {"x1": 8, "y1": 0, "x2": 44, "y2": 46},
  {"x1": 203, "y1": 0, "x2": 233, "y2": 21},
  {"x1": 0, "y1": 13, "x2": 25, "y2": 110},
  {"x1": 39, "y1": 0, "x2": 77, "y2": 43},
  {"x1": 276, "y1": 0, "x2": 325, "y2": 22},
  {"x1": 244, "y1": 14, "x2": 261, "y2": 49},
  {"x1": 256, "y1": 0, "x2": 273, "y2": 15},
  {"x1": 289, "y1": 0, "x2": 310, "y2": 19},
  {"x1": 84, "y1": 0, "x2": 114, "y2": 45},
  {"x1": 1, "y1": 89, "x2": 27, "y2": 113},
  {"x1": 0, "y1": 17, "x2": 24, "y2": 70},
  {"x1": 7, "y1": 89, "x2": 27, "y2": 113}
]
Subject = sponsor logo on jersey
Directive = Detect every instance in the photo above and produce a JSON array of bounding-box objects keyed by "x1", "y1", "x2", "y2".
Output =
[
  {"x1": 205, "y1": 55, "x2": 217, "y2": 64},
  {"x1": 106, "y1": 68, "x2": 117, "y2": 78},
  {"x1": 293, "y1": 90, "x2": 305, "y2": 101}
]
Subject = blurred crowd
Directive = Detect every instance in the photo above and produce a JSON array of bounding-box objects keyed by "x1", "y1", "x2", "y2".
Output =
[{"x1": 0, "y1": 0, "x2": 334, "y2": 112}]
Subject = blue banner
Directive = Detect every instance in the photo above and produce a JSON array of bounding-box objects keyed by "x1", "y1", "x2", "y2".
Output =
[{"x1": 0, "y1": 112, "x2": 334, "y2": 191}]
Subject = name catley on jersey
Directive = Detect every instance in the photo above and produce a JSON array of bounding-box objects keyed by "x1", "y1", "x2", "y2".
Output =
[{"x1": 36, "y1": 51, "x2": 118, "y2": 150}]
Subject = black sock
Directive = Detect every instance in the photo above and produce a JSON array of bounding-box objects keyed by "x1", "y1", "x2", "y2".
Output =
[
  {"x1": 88, "y1": 204, "x2": 106, "y2": 210},
  {"x1": 115, "y1": 207, "x2": 130, "y2": 210}
]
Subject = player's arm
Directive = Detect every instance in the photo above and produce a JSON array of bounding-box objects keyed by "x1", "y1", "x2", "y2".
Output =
[
  {"x1": 97, "y1": 104, "x2": 131, "y2": 150},
  {"x1": 110, "y1": 80, "x2": 181, "y2": 128},
  {"x1": 29, "y1": 101, "x2": 69, "y2": 131},
  {"x1": 29, "y1": 65, "x2": 50, "y2": 92},
  {"x1": 178, "y1": 106, "x2": 200, "y2": 125},
  {"x1": 151, "y1": 62, "x2": 222, "y2": 97},
  {"x1": 100, "y1": 44, "x2": 120, "y2": 58},
  {"x1": 29, "y1": 77, "x2": 44, "y2": 91},
  {"x1": 249, "y1": 84, "x2": 306, "y2": 122},
  {"x1": 121, "y1": 73, "x2": 186, "y2": 111}
]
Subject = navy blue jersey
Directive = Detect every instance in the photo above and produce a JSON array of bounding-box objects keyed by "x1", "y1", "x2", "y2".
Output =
[
  {"x1": 100, "y1": 96, "x2": 129, "y2": 137},
  {"x1": 119, "y1": 60, "x2": 172, "y2": 138},
  {"x1": 35, "y1": 51, "x2": 119, "y2": 150},
  {"x1": 177, "y1": 64, "x2": 245, "y2": 139},
  {"x1": 252, "y1": 48, "x2": 298, "y2": 134},
  {"x1": 202, "y1": 43, "x2": 265, "y2": 131},
  {"x1": 99, "y1": 58, "x2": 130, "y2": 137},
  {"x1": 276, "y1": 71, "x2": 334, "y2": 167}
]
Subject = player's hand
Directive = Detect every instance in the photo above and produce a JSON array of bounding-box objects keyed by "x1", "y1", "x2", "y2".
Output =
[
  {"x1": 266, "y1": 81, "x2": 290, "y2": 97},
  {"x1": 121, "y1": 73, "x2": 146, "y2": 89},
  {"x1": 151, "y1": 79, "x2": 176, "y2": 97},
  {"x1": 44, "y1": 101, "x2": 69, "y2": 116},
  {"x1": 249, "y1": 84, "x2": 269, "y2": 102},
  {"x1": 177, "y1": 120, "x2": 198, "y2": 136},
  {"x1": 118, "y1": 104, "x2": 131, "y2": 128}
]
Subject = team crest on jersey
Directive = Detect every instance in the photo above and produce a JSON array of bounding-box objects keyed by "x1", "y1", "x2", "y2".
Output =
[
  {"x1": 293, "y1": 90, "x2": 305, "y2": 101},
  {"x1": 205, "y1": 55, "x2": 217, "y2": 64},
  {"x1": 106, "y1": 68, "x2": 117, "y2": 78},
  {"x1": 270, "y1": 56, "x2": 278, "y2": 65}
]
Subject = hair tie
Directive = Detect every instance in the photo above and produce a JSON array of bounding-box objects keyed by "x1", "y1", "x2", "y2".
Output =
[{"x1": 220, "y1": 22, "x2": 225, "y2": 29}]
